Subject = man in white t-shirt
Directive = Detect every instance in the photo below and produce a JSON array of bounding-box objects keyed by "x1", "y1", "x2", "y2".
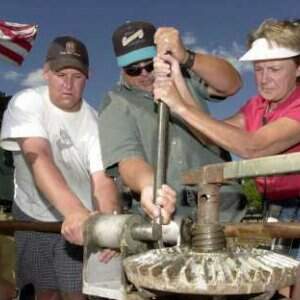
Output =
[{"x1": 0, "y1": 36, "x2": 120, "y2": 300}]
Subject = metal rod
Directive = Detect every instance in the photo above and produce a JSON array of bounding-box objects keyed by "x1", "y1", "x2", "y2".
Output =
[
  {"x1": 0, "y1": 220, "x2": 61, "y2": 235},
  {"x1": 153, "y1": 101, "x2": 169, "y2": 247},
  {"x1": 3, "y1": 219, "x2": 300, "y2": 247},
  {"x1": 154, "y1": 101, "x2": 169, "y2": 197},
  {"x1": 224, "y1": 222, "x2": 300, "y2": 239}
]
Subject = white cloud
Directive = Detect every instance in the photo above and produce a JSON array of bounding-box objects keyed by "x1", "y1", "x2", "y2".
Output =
[
  {"x1": 182, "y1": 31, "x2": 197, "y2": 47},
  {"x1": 21, "y1": 68, "x2": 45, "y2": 87},
  {"x1": 210, "y1": 42, "x2": 253, "y2": 73},
  {"x1": 3, "y1": 71, "x2": 21, "y2": 81},
  {"x1": 182, "y1": 30, "x2": 252, "y2": 74}
]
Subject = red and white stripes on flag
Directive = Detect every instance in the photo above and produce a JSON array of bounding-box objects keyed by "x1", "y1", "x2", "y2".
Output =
[{"x1": 0, "y1": 20, "x2": 38, "y2": 66}]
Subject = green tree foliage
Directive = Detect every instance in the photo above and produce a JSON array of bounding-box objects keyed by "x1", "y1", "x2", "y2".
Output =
[{"x1": 241, "y1": 178, "x2": 263, "y2": 211}]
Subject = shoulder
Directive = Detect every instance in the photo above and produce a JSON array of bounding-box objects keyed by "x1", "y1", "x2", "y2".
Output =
[
  {"x1": 83, "y1": 100, "x2": 98, "y2": 120},
  {"x1": 8, "y1": 86, "x2": 47, "y2": 113},
  {"x1": 100, "y1": 84, "x2": 134, "y2": 113},
  {"x1": 279, "y1": 88, "x2": 300, "y2": 121}
]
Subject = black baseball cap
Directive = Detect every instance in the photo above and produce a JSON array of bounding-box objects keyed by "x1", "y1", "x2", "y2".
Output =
[
  {"x1": 112, "y1": 21, "x2": 157, "y2": 67},
  {"x1": 46, "y1": 36, "x2": 89, "y2": 77}
]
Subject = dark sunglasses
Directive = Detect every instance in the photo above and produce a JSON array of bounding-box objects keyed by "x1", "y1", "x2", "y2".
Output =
[{"x1": 124, "y1": 61, "x2": 154, "y2": 76}]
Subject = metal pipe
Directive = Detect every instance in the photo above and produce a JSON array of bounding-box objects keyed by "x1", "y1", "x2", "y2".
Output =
[
  {"x1": 153, "y1": 101, "x2": 169, "y2": 246},
  {"x1": 0, "y1": 220, "x2": 61, "y2": 235},
  {"x1": 154, "y1": 102, "x2": 169, "y2": 198},
  {"x1": 197, "y1": 184, "x2": 220, "y2": 224},
  {"x1": 3, "y1": 219, "x2": 300, "y2": 242}
]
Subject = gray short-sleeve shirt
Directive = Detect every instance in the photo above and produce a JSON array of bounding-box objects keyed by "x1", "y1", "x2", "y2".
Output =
[
  {"x1": 98, "y1": 72, "x2": 246, "y2": 222},
  {"x1": 99, "y1": 72, "x2": 220, "y2": 184}
]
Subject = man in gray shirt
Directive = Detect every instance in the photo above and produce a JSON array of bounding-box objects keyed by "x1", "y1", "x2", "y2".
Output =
[{"x1": 99, "y1": 21, "x2": 246, "y2": 224}]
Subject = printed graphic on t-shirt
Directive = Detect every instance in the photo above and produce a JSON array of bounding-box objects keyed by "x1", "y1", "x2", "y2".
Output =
[
  {"x1": 56, "y1": 129, "x2": 74, "y2": 170},
  {"x1": 56, "y1": 129, "x2": 73, "y2": 151}
]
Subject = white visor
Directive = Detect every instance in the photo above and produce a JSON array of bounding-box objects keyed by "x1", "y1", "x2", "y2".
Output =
[{"x1": 239, "y1": 38, "x2": 300, "y2": 61}]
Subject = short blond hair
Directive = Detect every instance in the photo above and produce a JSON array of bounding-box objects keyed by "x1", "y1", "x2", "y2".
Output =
[{"x1": 247, "y1": 19, "x2": 300, "y2": 53}]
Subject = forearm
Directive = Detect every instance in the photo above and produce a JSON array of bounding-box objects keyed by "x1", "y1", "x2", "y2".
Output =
[
  {"x1": 177, "y1": 105, "x2": 260, "y2": 158},
  {"x1": 19, "y1": 138, "x2": 88, "y2": 217},
  {"x1": 31, "y1": 155, "x2": 88, "y2": 216},
  {"x1": 172, "y1": 69, "x2": 217, "y2": 145},
  {"x1": 119, "y1": 157, "x2": 154, "y2": 193},
  {"x1": 119, "y1": 158, "x2": 176, "y2": 224},
  {"x1": 92, "y1": 171, "x2": 121, "y2": 214},
  {"x1": 190, "y1": 52, "x2": 242, "y2": 96},
  {"x1": 154, "y1": 27, "x2": 241, "y2": 97}
]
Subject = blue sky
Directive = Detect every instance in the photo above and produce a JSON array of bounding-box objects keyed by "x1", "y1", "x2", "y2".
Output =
[{"x1": 0, "y1": 0, "x2": 299, "y2": 120}]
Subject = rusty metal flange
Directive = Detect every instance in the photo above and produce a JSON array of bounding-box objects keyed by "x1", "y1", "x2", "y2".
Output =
[{"x1": 123, "y1": 246, "x2": 299, "y2": 295}]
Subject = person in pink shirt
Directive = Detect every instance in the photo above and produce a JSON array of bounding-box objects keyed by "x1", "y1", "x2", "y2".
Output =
[{"x1": 153, "y1": 18, "x2": 300, "y2": 299}]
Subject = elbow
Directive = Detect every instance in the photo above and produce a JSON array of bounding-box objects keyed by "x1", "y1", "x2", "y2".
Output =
[
  {"x1": 233, "y1": 139, "x2": 263, "y2": 159},
  {"x1": 238, "y1": 147, "x2": 264, "y2": 160},
  {"x1": 213, "y1": 76, "x2": 243, "y2": 98},
  {"x1": 241, "y1": 151, "x2": 260, "y2": 160},
  {"x1": 225, "y1": 75, "x2": 243, "y2": 97}
]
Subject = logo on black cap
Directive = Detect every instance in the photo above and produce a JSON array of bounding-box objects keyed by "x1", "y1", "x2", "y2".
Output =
[
  {"x1": 46, "y1": 36, "x2": 89, "y2": 77},
  {"x1": 122, "y1": 29, "x2": 144, "y2": 47},
  {"x1": 62, "y1": 41, "x2": 81, "y2": 57}
]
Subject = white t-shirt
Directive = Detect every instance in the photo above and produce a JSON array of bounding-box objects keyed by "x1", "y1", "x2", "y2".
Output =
[{"x1": 0, "y1": 86, "x2": 103, "y2": 221}]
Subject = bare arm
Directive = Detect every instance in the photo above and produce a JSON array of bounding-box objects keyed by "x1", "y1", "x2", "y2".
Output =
[
  {"x1": 166, "y1": 101, "x2": 300, "y2": 158},
  {"x1": 91, "y1": 171, "x2": 121, "y2": 214},
  {"x1": 18, "y1": 137, "x2": 89, "y2": 245},
  {"x1": 154, "y1": 27, "x2": 242, "y2": 97},
  {"x1": 119, "y1": 157, "x2": 176, "y2": 223},
  {"x1": 193, "y1": 53, "x2": 242, "y2": 97},
  {"x1": 187, "y1": 111, "x2": 246, "y2": 147},
  {"x1": 92, "y1": 171, "x2": 121, "y2": 263},
  {"x1": 119, "y1": 157, "x2": 154, "y2": 193},
  {"x1": 154, "y1": 58, "x2": 300, "y2": 159},
  {"x1": 18, "y1": 137, "x2": 88, "y2": 216}
]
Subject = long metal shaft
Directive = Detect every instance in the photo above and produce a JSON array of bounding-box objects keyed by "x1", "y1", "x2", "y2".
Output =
[
  {"x1": 0, "y1": 220, "x2": 61, "y2": 235},
  {"x1": 153, "y1": 101, "x2": 169, "y2": 247},
  {"x1": 2, "y1": 218, "x2": 300, "y2": 243}
]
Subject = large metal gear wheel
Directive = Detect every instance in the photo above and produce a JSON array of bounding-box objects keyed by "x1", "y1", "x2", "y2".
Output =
[{"x1": 123, "y1": 246, "x2": 299, "y2": 296}]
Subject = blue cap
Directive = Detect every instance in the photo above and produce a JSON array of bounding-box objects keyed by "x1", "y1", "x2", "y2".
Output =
[
  {"x1": 113, "y1": 21, "x2": 156, "y2": 67},
  {"x1": 116, "y1": 46, "x2": 156, "y2": 67}
]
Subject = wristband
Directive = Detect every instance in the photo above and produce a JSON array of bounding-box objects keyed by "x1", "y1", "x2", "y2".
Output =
[{"x1": 182, "y1": 49, "x2": 196, "y2": 69}]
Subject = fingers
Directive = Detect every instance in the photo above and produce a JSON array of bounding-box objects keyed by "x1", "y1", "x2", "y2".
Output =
[
  {"x1": 154, "y1": 27, "x2": 185, "y2": 62},
  {"x1": 61, "y1": 224, "x2": 84, "y2": 245},
  {"x1": 98, "y1": 249, "x2": 119, "y2": 263},
  {"x1": 156, "y1": 184, "x2": 176, "y2": 224},
  {"x1": 154, "y1": 54, "x2": 180, "y2": 76},
  {"x1": 141, "y1": 185, "x2": 158, "y2": 219},
  {"x1": 141, "y1": 185, "x2": 176, "y2": 224},
  {"x1": 61, "y1": 210, "x2": 90, "y2": 245},
  {"x1": 153, "y1": 56, "x2": 171, "y2": 78},
  {"x1": 153, "y1": 56, "x2": 175, "y2": 102},
  {"x1": 153, "y1": 77, "x2": 173, "y2": 101},
  {"x1": 153, "y1": 56, "x2": 183, "y2": 103}
]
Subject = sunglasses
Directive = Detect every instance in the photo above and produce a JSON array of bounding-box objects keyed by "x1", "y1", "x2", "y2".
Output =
[{"x1": 124, "y1": 61, "x2": 154, "y2": 76}]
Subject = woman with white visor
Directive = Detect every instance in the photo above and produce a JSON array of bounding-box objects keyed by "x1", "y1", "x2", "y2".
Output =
[{"x1": 154, "y1": 18, "x2": 300, "y2": 259}]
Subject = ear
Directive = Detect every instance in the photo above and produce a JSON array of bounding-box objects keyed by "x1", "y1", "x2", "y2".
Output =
[{"x1": 42, "y1": 64, "x2": 50, "y2": 81}]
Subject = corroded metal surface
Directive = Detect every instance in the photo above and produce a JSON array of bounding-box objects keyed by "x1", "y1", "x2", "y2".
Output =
[
  {"x1": 83, "y1": 152, "x2": 300, "y2": 298},
  {"x1": 191, "y1": 224, "x2": 226, "y2": 252},
  {"x1": 123, "y1": 246, "x2": 299, "y2": 295},
  {"x1": 183, "y1": 152, "x2": 300, "y2": 185}
]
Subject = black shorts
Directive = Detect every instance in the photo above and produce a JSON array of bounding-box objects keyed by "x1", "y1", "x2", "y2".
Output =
[{"x1": 12, "y1": 204, "x2": 83, "y2": 293}]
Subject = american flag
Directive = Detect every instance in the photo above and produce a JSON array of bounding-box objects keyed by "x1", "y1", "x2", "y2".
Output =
[{"x1": 0, "y1": 20, "x2": 38, "y2": 66}]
